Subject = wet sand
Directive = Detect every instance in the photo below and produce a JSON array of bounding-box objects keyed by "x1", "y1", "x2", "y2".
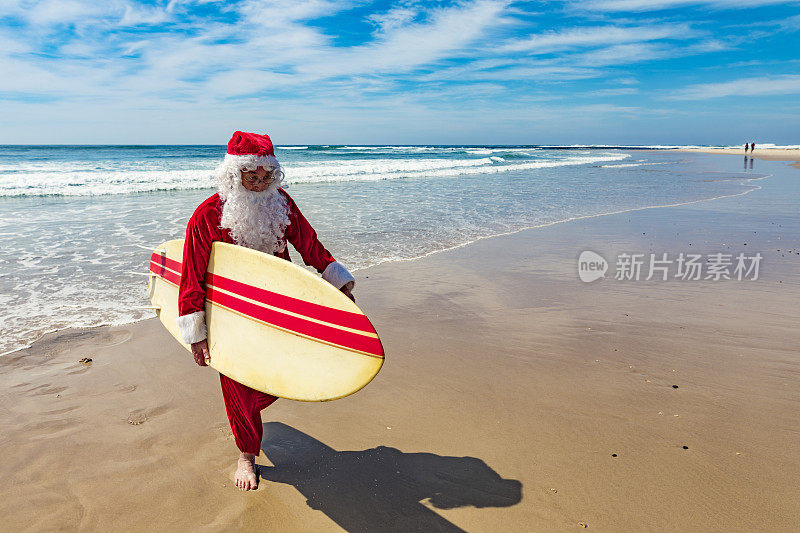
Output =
[{"x1": 1, "y1": 155, "x2": 799, "y2": 531}]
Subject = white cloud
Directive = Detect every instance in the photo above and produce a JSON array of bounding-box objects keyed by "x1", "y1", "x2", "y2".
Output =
[
  {"x1": 25, "y1": 0, "x2": 108, "y2": 25},
  {"x1": 684, "y1": 39, "x2": 730, "y2": 53},
  {"x1": 770, "y1": 14, "x2": 800, "y2": 34},
  {"x1": 202, "y1": 69, "x2": 297, "y2": 97},
  {"x1": 293, "y1": 0, "x2": 510, "y2": 77},
  {"x1": 0, "y1": 0, "x2": 514, "y2": 107},
  {"x1": 0, "y1": 54, "x2": 104, "y2": 94},
  {"x1": 422, "y1": 63, "x2": 599, "y2": 82},
  {"x1": 501, "y1": 23, "x2": 696, "y2": 53},
  {"x1": 9, "y1": 0, "x2": 173, "y2": 30},
  {"x1": 576, "y1": 42, "x2": 668, "y2": 66},
  {"x1": 669, "y1": 75, "x2": 800, "y2": 99},
  {"x1": 119, "y1": 3, "x2": 171, "y2": 26},
  {"x1": 0, "y1": 34, "x2": 30, "y2": 54},
  {"x1": 0, "y1": 0, "x2": 797, "y2": 143},
  {"x1": 236, "y1": 0, "x2": 359, "y2": 26},
  {"x1": 572, "y1": 0, "x2": 796, "y2": 11},
  {"x1": 368, "y1": 5, "x2": 419, "y2": 34},
  {"x1": 585, "y1": 86, "x2": 638, "y2": 96},
  {"x1": 0, "y1": 1, "x2": 24, "y2": 17}
]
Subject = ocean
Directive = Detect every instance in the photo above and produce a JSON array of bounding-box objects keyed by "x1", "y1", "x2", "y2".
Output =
[{"x1": 0, "y1": 145, "x2": 763, "y2": 354}]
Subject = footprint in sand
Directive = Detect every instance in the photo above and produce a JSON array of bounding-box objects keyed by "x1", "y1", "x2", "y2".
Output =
[
  {"x1": 127, "y1": 410, "x2": 148, "y2": 425},
  {"x1": 216, "y1": 424, "x2": 235, "y2": 441},
  {"x1": 36, "y1": 329, "x2": 130, "y2": 358},
  {"x1": 96, "y1": 330, "x2": 133, "y2": 347},
  {"x1": 67, "y1": 359, "x2": 93, "y2": 375},
  {"x1": 126, "y1": 405, "x2": 170, "y2": 426}
]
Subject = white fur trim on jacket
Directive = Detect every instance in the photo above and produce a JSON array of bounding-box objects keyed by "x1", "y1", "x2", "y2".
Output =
[
  {"x1": 177, "y1": 310, "x2": 207, "y2": 344},
  {"x1": 322, "y1": 261, "x2": 355, "y2": 289}
]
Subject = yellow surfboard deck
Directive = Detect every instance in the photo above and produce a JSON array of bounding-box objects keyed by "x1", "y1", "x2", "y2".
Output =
[{"x1": 148, "y1": 239, "x2": 384, "y2": 401}]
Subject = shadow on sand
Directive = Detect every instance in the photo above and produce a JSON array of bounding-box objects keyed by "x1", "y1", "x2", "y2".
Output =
[{"x1": 258, "y1": 422, "x2": 522, "y2": 532}]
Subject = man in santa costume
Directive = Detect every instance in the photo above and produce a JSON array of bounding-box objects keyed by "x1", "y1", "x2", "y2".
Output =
[{"x1": 177, "y1": 131, "x2": 355, "y2": 491}]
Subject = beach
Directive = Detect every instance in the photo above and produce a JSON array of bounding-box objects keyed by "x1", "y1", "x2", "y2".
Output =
[
  {"x1": 1, "y1": 153, "x2": 799, "y2": 531},
  {"x1": 674, "y1": 147, "x2": 800, "y2": 167},
  {"x1": 2, "y1": 0, "x2": 799, "y2": 527}
]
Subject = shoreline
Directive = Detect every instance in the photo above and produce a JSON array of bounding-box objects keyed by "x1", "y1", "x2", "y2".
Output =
[
  {"x1": 0, "y1": 160, "x2": 774, "y2": 359},
  {"x1": 2, "y1": 154, "x2": 799, "y2": 530}
]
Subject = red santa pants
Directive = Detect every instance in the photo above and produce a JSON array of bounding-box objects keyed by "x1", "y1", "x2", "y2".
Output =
[{"x1": 219, "y1": 373, "x2": 278, "y2": 455}]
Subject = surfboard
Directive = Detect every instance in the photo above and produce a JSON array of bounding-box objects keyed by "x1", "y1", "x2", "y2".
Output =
[{"x1": 147, "y1": 239, "x2": 384, "y2": 402}]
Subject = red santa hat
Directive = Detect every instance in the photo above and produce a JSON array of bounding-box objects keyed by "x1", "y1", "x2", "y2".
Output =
[{"x1": 223, "y1": 131, "x2": 280, "y2": 170}]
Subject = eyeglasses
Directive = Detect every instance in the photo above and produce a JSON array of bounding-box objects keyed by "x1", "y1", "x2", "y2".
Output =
[
  {"x1": 241, "y1": 168, "x2": 278, "y2": 184},
  {"x1": 241, "y1": 174, "x2": 275, "y2": 184}
]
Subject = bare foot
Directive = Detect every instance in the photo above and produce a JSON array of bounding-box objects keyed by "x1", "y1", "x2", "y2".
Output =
[{"x1": 234, "y1": 452, "x2": 258, "y2": 491}]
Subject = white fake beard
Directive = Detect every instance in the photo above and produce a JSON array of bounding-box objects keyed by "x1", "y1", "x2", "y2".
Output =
[{"x1": 219, "y1": 180, "x2": 289, "y2": 254}]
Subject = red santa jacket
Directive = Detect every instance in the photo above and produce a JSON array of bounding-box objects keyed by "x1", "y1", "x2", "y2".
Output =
[{"x1": 178, "y1": 188, "x2": 340, "y2": 320}]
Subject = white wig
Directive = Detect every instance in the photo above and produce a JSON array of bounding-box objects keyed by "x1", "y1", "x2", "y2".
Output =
[
  {"x1": 212, "y1": 153, "x2": 290, "y2": 254},
  {"x1": 214, "y1": 153, "x2": 285, "y2": 201}
]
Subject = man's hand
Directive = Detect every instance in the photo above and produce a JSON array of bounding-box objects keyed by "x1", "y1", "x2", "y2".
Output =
[
  {"x1": 340, "y1": 280, "x2": 355, "y2": 302},
  {"x1": 191, "y1": 339, "x2": 210, "y2": 367}
]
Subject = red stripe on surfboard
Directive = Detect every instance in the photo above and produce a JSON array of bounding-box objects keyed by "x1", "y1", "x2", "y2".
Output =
[
  {"x1": 150, "y1": 260, "x2": 181, "y2": 285},
  {"x1": 147, "y1": 251, "x2": 376, "y2": 336},
  {"x1": 206, "y1": 272, "x2": 373, "y2": 333},
  {"x1": 150, "y1": 252, "x2": 182, "y2": 273},
  {"x1": 207, "y1": 286, "x2": 384, "y2": 357}
]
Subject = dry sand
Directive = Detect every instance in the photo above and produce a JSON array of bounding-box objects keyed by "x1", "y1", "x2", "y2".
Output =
[
  {"x1": 1, "y1": 155, "x2": 799, "y2": 531},
  {"x1": 674, "y1": 147, "x2": 800, "y2": 168}
]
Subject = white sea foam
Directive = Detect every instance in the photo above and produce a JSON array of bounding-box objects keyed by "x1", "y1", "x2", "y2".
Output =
[
  {"x1": 755, "y1": 144, "x2": 800, "y2": 149},
  {"x1": 389, "y1": 146, "x2": 441, "y2": 151},
  {"x1": 599, "y1": 161, "x2": 674, "y2": 168},
  {"x1": 282, "y1": 154, "x2": 629, "y2": 183},
  {"x1": 541, "y1": 144, "x2": 697, "y2": 149},
  {"x1": 465, "y1": 147, "x2": 538, "y2": 154},
  {"x1": 0, "y1": 169, "x2": 214, "y2": 197},
  {"x1": 0, "y1": 153, "x2": 629, "y2": 196}
]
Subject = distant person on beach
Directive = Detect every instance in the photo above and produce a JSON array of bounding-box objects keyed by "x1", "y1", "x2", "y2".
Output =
[
  {"x1": 751, "y1": 142, "x2": 756, "y2": 152},
  {"x1": 177, "y1": 131, "x2": 355, "y2": 491},
  {"x1": 744, "y1": 143, "x2": 749, "y2": 153}
]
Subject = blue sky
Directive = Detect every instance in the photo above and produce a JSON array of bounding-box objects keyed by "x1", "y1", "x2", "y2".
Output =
[{"x1": 1, "y1": 0, "x2": 799, "y2": 144}]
